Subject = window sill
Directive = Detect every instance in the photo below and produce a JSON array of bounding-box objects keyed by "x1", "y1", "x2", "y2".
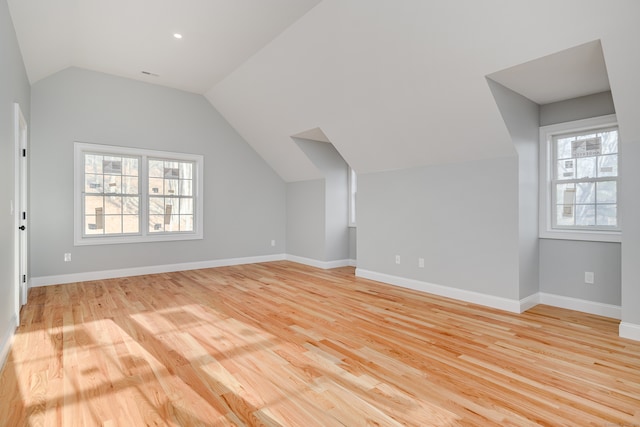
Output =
[
  {"x1": 539, "y1": 229, "x2": 621, "y2": 243},
  {"x1": 74, "y1": 232, "x2": 203, "y2": 246}
]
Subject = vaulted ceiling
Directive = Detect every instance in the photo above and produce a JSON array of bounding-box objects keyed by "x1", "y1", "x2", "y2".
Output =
[{"x1": 9, "y1": 0, "x2": 640, "y2": 182}]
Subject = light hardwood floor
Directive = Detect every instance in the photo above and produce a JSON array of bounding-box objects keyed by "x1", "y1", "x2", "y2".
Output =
[{"x1": 1, "y1": 261, "x2": 639, "y2": 426}]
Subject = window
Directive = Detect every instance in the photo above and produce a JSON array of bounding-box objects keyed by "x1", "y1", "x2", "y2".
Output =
[
  {"x1": 75, "y1": 142, "x2": 203, "y2": 245},
  {"x1": 539, "y1": 115, "x2": 620, "y2": 242},
  {"x1": 348, "y1": 167, "x2": 357, "y2": 227}
]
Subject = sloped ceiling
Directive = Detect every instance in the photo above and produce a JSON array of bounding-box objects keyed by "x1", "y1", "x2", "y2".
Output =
[
  {"x1": 206, "y1": 0, "x2": 640, "y2": 182},
  {"x1": 9, "y1": 1, "x2": 640, "y2": 182},
  {"x1": 7, "y1": 0, "x2": 321, "y2": 94}
]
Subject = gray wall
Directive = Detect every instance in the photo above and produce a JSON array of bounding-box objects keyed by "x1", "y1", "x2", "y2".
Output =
[
  {"x1": 540, "y1": 91, "x2": 615, "y2": 127},
  {"x1": 30, "y1": 67, "x2": 286, "y2": 278},
  {"x1": 540, "y1": 239, "x2": 621, "y2": 305},
  {"x1": 621, "y1": 141, "x2": 640, "y2": 325},
  {"x1": 294, "y1": 138, "x2": 349, "y2": 262},
  {"x1": 0, "y1": 0, "x2": 30, "y2": 349},
  {"x1": 349, "y1": 227, "x2": 357, "y2": 261},
  {"x1": 357, "y1": 156, "x2": 521, "y2": 299},
  {"x1": 285, "y1": 179, "x2": 325, "y2": 261},
  {"x1": 488, "y1": 79, "x2": 540, "y2": 299},
  {"x1": 538, "y1": 91, "x2": 621, "y2": 305}
]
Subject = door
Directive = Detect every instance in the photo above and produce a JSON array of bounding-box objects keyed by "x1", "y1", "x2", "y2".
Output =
[{"x1": 14, "y1": 103, "x2": 28, "y2": 315}]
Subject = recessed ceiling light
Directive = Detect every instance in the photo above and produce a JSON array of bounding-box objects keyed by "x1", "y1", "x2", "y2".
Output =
[{"x1": 173, "y1": 33, "x2": 183, "y2": 39}]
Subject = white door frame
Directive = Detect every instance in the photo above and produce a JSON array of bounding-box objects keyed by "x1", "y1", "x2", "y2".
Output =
[{"x1": 14, "y1": 103, "x2": 28, "y2": 320}]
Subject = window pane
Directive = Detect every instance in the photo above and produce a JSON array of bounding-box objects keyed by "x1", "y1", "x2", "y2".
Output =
[
  {"x1": 85, "y1": 154, "x2": 103, "y2": 174},
  {"x1": 149, "y1": 177, "x2": 163, "y2": 195},
  {"x1": 556, "y1": 159, "x2": 575, "y2": 180},
  {"x1": 149, "y1": 160, "x2": 164, "y2": 177},
  {"x1": 103, "y1": 157, "x2": 123, "y2": 175},
  {"x1": 597, "y1": 205, "x2": 617, "y2": 227},
  {"x1": 556, "y1": 205, "x2": 574, "y2": 226},
  {"x1": 104, "y1": 196, "x2": 122, "y2": 215},
  {"x1": 556, "y1": 183, "x2": 575, "y2": 206},
  {"x1": 122, "y1": 176, "x2": 138, "y2": 194},
  {"x1": 122, "y1": 215, "x2": 139, "y2": 234},
  {"x1": 149, "y1": 197, "x2": 164, "y2": 215},
  {"x1": 576, "y1": 157, "x2": 597, "y2": 179},
  {"x1": 180, "y1": 180, "x2": 193, "y2": 196},
  {"x1": 122, "y1": 157, "x2": 139, "y2": 176},
  {"x1": 180, "y1": 215, "x2": 194, "y2": 231},
  {"x1": 123, "y1": 196, "x2": 139, "y2": 215},
  {"x1": 104, "y1": 176, "x2": 122, "y2": 194},
  {"x1": 179, "y1": 198, "x2": 193, "y2": 215},
  {"x1": 165, "y1": 214, "x2": 179, "y2": 232},
  {"x1": 597, "y1": 181, "x2": 617, "y2": 204},
  {"x1": 149, "y1": 215, "x2": 164, "y2": 232},
  {"x1": 576, "y1": 182, "x2": 595, "y2": 204},
  {"x1": 104, "y1": 215, "x2": 123, "y2": 234},
  {"x1": 85, "y1": 215, "x2": 103, "y2": 234},
  {"x1": 84, "y1": 195, "x2": 104, "y2": 215},
  {"x1": 85, "y1": 174, "x2": 103, "y2": 193},
  {"x1": 575, "y1": 204, "x2": 596, "y2": 226},
  {"x1": 597, "y1": 154, "x2": 618, "y2": 178},
  {"x1": 179, "y1": 162, "x2": 193, "y2": 179},
  {"x1": 600, "y1": 130, "x2": 618, "y2": 155},
  {"x1": 556, "y1": 137, "x2": 573, "y2": 159},
  {"x1": 165, "y1": 179, "x2": 179, "y2": 195}
]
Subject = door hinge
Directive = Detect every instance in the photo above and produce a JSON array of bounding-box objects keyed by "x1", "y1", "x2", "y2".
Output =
[
  {"x1": 22, "y1": 148, "x2": 26, "y2": 157},
  {"x1": 22, "y1": 275, "x2": 26, "y2": 283}
]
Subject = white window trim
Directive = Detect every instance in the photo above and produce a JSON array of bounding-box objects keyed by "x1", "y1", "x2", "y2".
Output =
[
  {"x1": 539, "y1": 114, "x2": 621, "y2": 243},
  {"x1": 74, "y1": 142, "x2": 204, "y2": 246},
  {"x1": 348, "y1": 167, "x2": 357, "y2": 227}
]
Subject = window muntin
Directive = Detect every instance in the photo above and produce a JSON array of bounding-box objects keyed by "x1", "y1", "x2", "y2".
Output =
[
  {"x1": 75, "y1": 142, "x2": 203, "y2": 245},
  {"x1": 148, "y1": 159, "x2": 194, "y2": 233},
  {"x1": 83, "y1": 153, "x2": 140, "y2": 236},
  {"x1": 539, "y1": 114, "x2": 621, "y2": 242},
  {"x1": 551, "y1": 127, "x2": 619, "y2": 230}
]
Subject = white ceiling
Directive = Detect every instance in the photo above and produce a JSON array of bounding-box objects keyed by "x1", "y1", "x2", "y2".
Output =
[
  {"x1": 8, "y1": 1, "x2": 640, "y2": 182},
  {"x1": 7, "y1": 0, "x2": 321, "y2": 94},
  {"x1": 488, "y1": 40, "x2": 610, "y2": 105}
]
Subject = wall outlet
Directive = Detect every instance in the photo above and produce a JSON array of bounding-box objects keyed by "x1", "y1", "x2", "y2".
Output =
[
  {"x1": 64, "y1": 253, "x2": 71, "y2": 262},
  {"x1": 584, "y1": 271, "x2": 594, "y2": 284},
  {"x1": 271, "y1": 239, "x2": 276, "y2": 247},
  {"x1": 418, "y1": 258, "x2": 425, "y2": 268},
  {"x1": 395, "y1": 255, "x2": 401, "y2": 264}
]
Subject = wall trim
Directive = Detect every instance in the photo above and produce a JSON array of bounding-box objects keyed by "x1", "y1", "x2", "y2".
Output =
[
  {"x1": 30, "y1": 254, "x2": 286, "y2": 287},
  {"x1": 285, "y1": 255, "x2": 354, "y2": 270},
  {"x1": 538, "y1": 292, "x2": 621, "y2": 319},
  {"x1": 356, "y1": 268, "x2": 523, "y2": 313},
  {"x1": 619, "y1": 322, "x2": 640, "y2": 341},
  {"x1": 0, "y1": 314, "x2": 18, "y2": 371},
  {"x1": 519, "y1": 292, "x2": 540, "y2": 313}
]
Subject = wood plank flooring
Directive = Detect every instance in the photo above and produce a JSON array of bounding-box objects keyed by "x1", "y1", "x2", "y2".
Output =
[{"x1": 1, "y1": 261, "x2": 639, "y2": 426}]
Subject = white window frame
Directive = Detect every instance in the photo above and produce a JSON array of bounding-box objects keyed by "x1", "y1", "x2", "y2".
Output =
[
  {"x1": 539, "y1": 114, "x2": 620, "y2": 242},
  {"x1": 74, "y1": 142, "x2": 204, "y2": 245},
  {"x1": 348, "y1": 167, "x2": 357, "y2": 227}
]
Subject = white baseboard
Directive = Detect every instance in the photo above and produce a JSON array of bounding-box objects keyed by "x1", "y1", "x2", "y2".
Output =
[
  {"x1": 619, "y1": 322, "x2": 640, "y2": 341},
  {"x1": 356, "y1": 269, "x2": 523, "y2": 313},
  {"x1": 519, "y1": 292, "x2": 540, "y2": 312},
  {"x1": 538, "y1": 292, "x2": 621, "y2": 319},
  {"x1": 285, "y1": 255, "x2": 354, "y2": 270},
  {"x1": 0, "y1": 314, "x2": 18, "y2": 371},
  {"x1": 30, "y1": 254, "x2": 286, "y2": 287}
]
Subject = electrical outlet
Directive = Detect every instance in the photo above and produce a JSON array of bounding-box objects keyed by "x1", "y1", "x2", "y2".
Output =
[
  {"x1": 418, "y1": 258, "x2": 425, "y2": 268},
  {"x1": 395, "y1": 255, "x2": 401, "y2": 264},
  {"x1": 271, "y1": 239, "x2": 276, "y2": 247},
  {"x1": 585, "y1": 271, "x2": 594, "y2": 284},
  {"x1": 64, "y1": 253, "x2": 71, "y2": 262}
]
